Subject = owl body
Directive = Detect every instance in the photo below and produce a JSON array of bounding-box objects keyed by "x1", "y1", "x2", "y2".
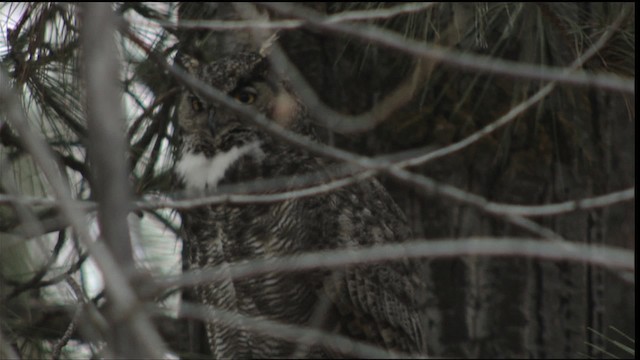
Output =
[{"x1": 176, "y1": 52, "x2": 426, "y2": 357}]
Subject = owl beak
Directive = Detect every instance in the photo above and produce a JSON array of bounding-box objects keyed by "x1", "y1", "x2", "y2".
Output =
[{"x1": 207, "y1": 107, "x2": 216, "y2": 135}]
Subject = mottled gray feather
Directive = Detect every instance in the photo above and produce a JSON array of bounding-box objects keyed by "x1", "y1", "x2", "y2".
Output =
[{"x1": 176, "y1": 51, "x2": 427, "y2": 358}]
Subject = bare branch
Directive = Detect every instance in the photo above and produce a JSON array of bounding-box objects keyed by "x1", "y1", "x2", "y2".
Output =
[
  {"x1": 484, "y1": 188, "x2": 635, "y2": 217},
  {"x1": 263, "y1": 3, "x2": 634, "y2": 95},
  {"x1": 51, "y1": 277, "x2": 84, "y2": 360},
  {"x1": 158, "y1": 238, "x2": 633, "y2": 295},
  {"x1": 168, "y1": 301, "x2": 414, "y2": 359},
  {"x1": 322, "y1": 3, "x2": 436, "y2": 23},
  {"x1": 2, "y1": 179, "x2": 634, "y2": 226},
  {"x1": 141, "y1": 169, "x2": 375, "y2": 209},
  {"x1": 147, "y1": 3, "x2": 435, "y2": 31},
  {"x1": 1, "y1": 64, "x2": 168, "y2": 360},
  {"x1": 81, "y1": 4, "x2": 168, "y2": 358},
  {"x1": 83, "y1": 2, "x2": 134, "y2": 267}
]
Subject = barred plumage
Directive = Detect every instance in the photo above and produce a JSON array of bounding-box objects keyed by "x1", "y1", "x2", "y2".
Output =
[{"x1": 175, "y1": 51, "x2": 427, "y2": 358}]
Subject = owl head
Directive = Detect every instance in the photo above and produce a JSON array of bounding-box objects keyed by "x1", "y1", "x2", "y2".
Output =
[
  {"x1": 175, "y1": 49, "x2": 318, "y2": 189},
  {"x1": 176, "y1": 50, "x2": 306, "y2": 155}
]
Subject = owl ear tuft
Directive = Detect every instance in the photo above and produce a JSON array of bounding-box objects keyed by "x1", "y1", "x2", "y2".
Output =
[
  {"x1": 178, "y1": 53, "x2": 200, "y2": 74},
  {"x1": 259, "y1": 32, "x2": 279, "y2": 57}
]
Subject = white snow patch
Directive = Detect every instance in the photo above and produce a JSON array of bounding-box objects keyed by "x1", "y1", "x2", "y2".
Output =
[{"x1": 176, "y1": 141, "x2": 263, "y2": 190}]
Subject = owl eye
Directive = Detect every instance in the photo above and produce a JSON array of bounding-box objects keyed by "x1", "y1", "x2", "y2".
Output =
[
  {"x1": 190, "y1": 96, "x2": 203, "y2": 112},
  {"x1": 231, "y1": 86, "x2": 257, "y2": 104}
]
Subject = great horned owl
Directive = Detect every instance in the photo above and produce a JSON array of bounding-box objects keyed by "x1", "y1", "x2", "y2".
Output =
[{"x1": 174, "y1": 50, "x2": 427, "y2": 358}]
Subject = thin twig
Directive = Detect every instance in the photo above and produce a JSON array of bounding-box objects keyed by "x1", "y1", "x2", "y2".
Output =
[
  {"x1": 51, "y1": 277, "x2": 85, "y2": 360},
  {"x1": 1, "y1": 181, "x2": 634, "y2": 221},
  {"x1": 146, "y1": 3, "x2": 435, "y2": 31},
  {"x1": 323, "y1": 3, "x2": 436, "y2": 23},
  {"x1": 156, "y1": 238, "x2": 633, "y2": 295},
  {"x1": 485, "y1": 188, "x2": 635, "y2": 217}
]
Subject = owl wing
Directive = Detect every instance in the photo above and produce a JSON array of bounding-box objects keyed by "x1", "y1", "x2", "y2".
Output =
[
  {"x1": 312, "y1": 179, "x2": 427, "y2": 355},
  {"x1": 322, "y1": 264, "x2": 427, "y2": 355}
]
